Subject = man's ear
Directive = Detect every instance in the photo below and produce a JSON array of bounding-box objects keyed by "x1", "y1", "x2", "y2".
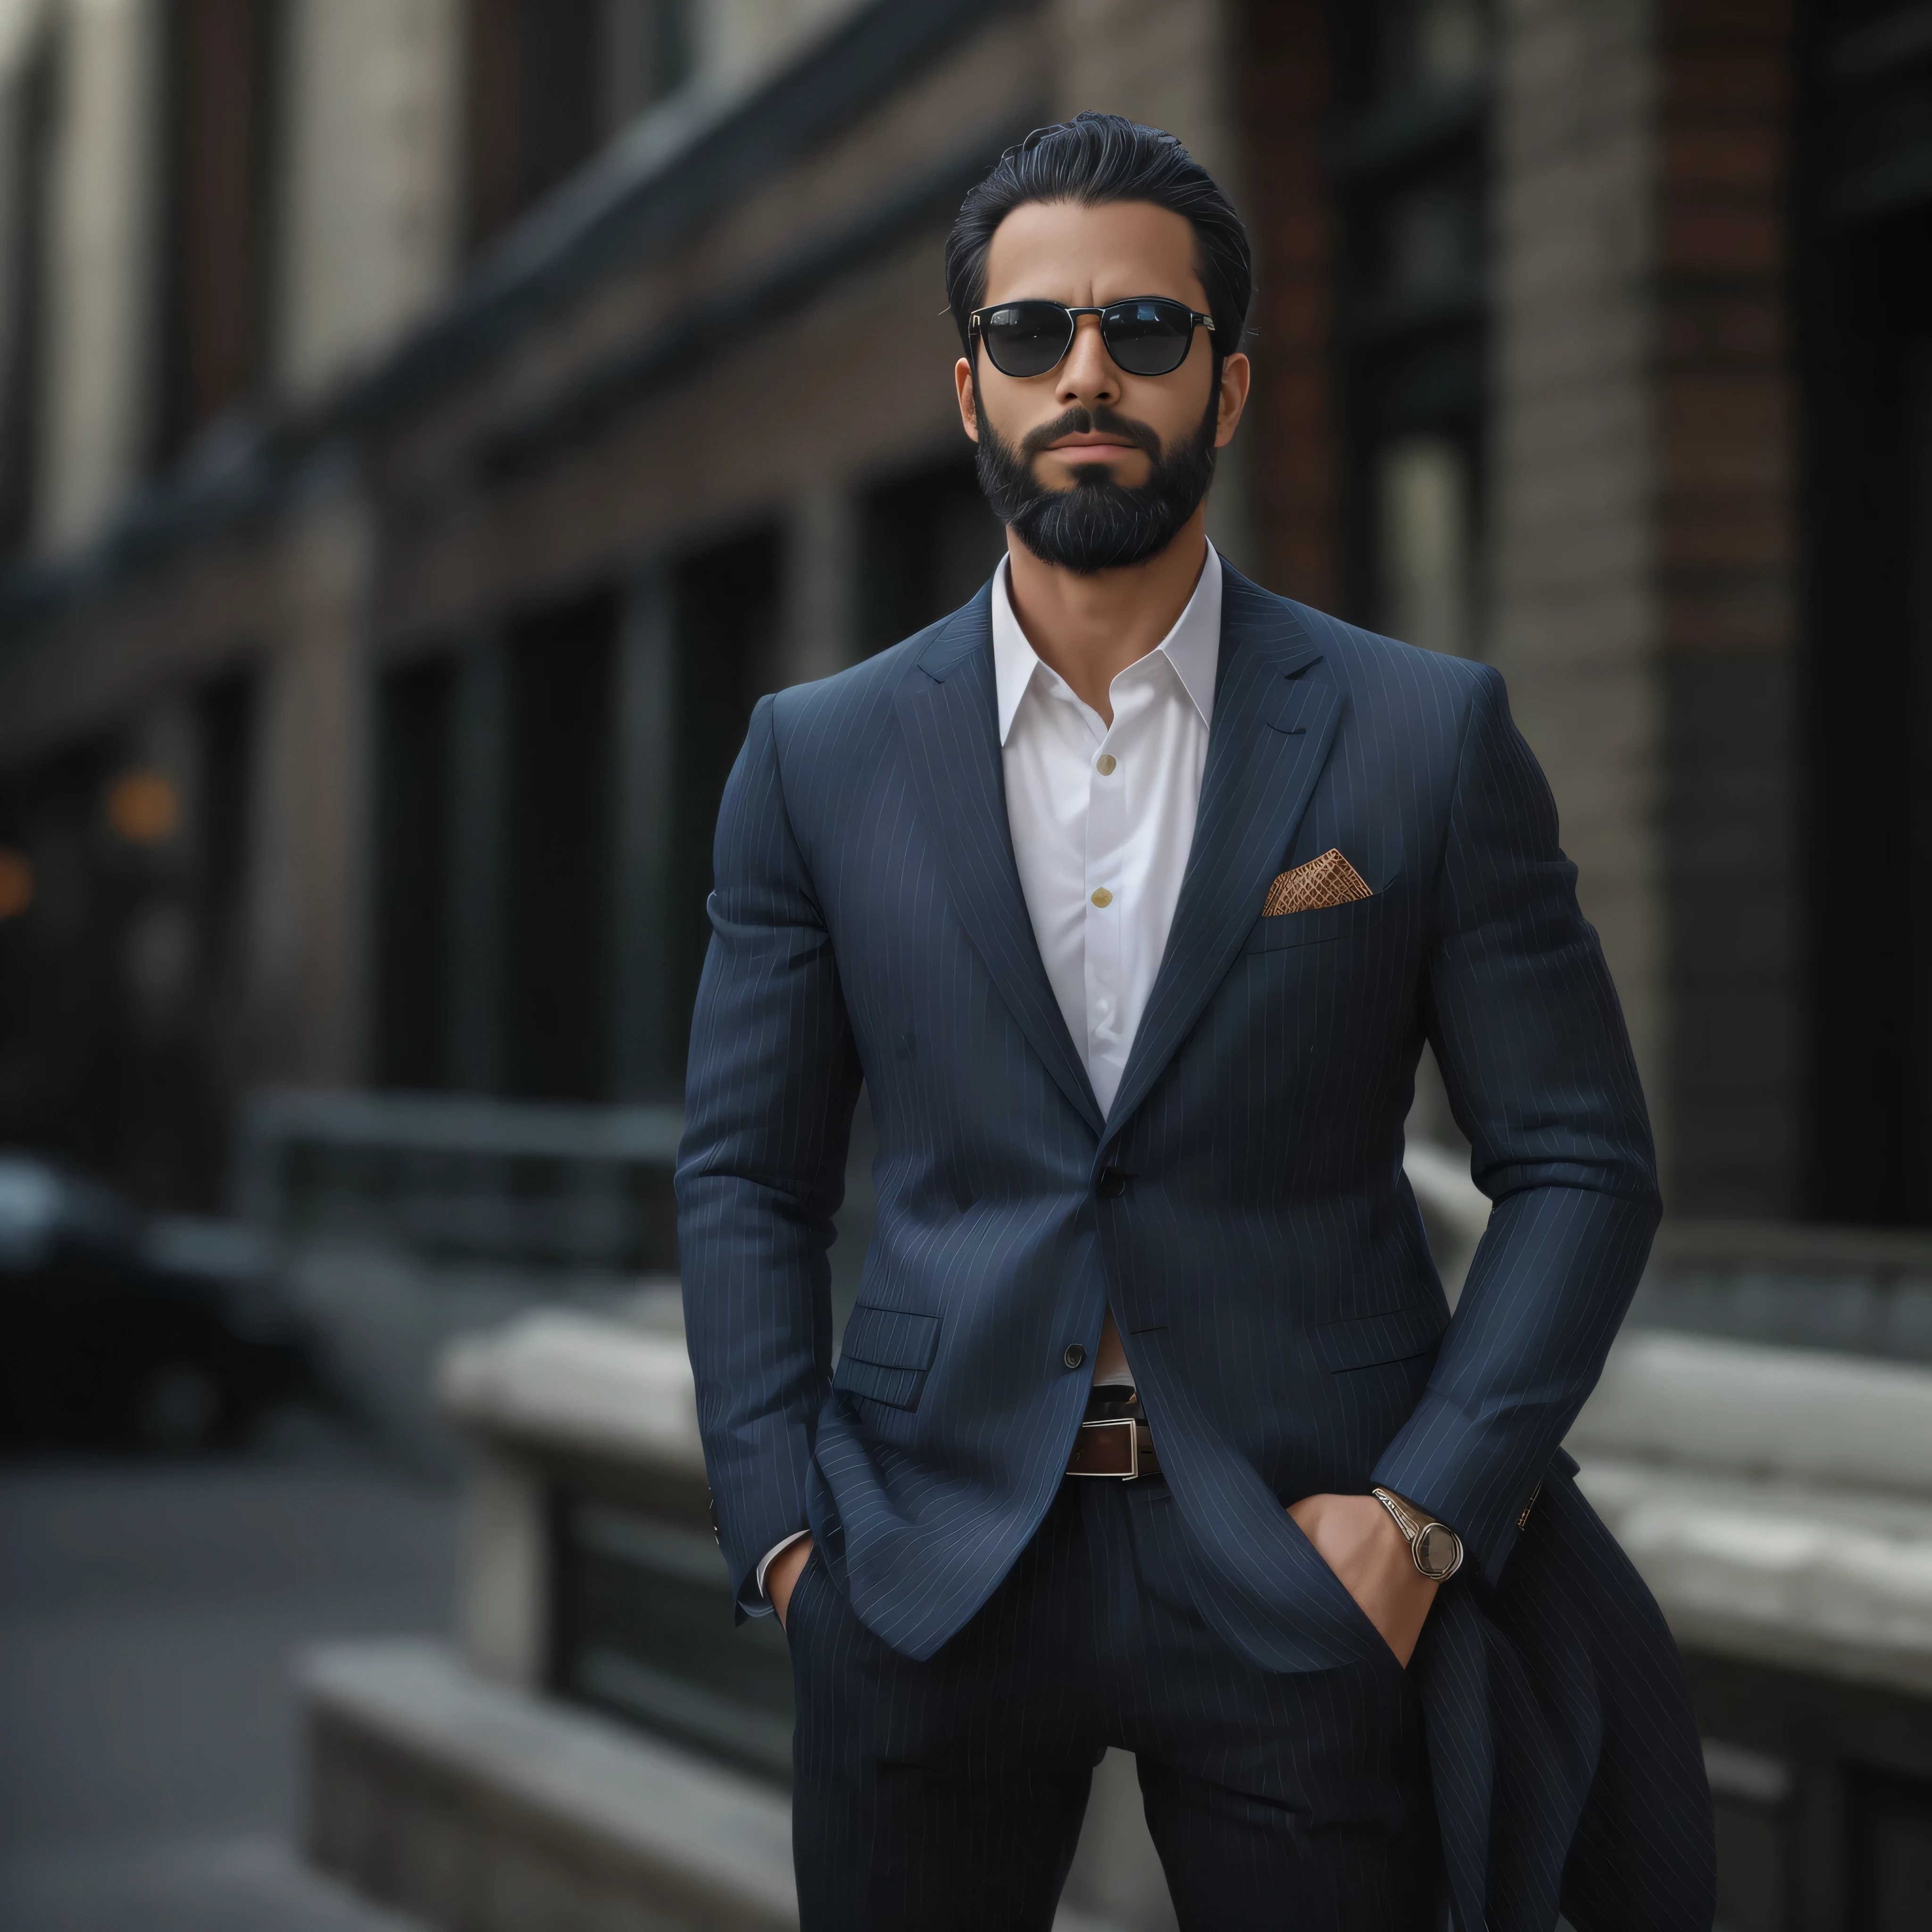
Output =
[
  {"x1": 955, "y1": 357, "x2": 981, "y2": 445},
  {"x1": 1214, "y1": 351, "x2": 1251, "y2": 450}
]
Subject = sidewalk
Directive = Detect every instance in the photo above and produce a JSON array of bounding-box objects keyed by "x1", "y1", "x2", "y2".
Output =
[{"x1": 0, "y1": 1416, "x2": 451, "y2": 1932}]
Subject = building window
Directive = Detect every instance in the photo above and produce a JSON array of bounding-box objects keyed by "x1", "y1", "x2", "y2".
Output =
[
  {"x1": 463, "y1": 0, "x2": 691, "y2": 254},
  {"x1": 0, "y1": 674, "x2": 256, "y2": 1208},
  {"x1": 600, "y1": 0, "x2": 692, "y2": 133},
  {"x1": 154, "y1": 0, "x2": 284, "y2": 462},
  {"x1": 857, "y1": 455, "x2": 1008, "y2": 658},
  {"x1": 668, "y1": 526, "x2": 783, "y2": 1083},
  {"x1": 1376, "y1": 435, "x2": 1474, "y2": 659},
  {"x1": 1801, "y1": 0, "x2": 1932, "y2": 1225},
  {"x1": 0, "y1": 24, "x2": 59, "y2": 552},
  {"x1": 374, "y1": 656, "x2": 458, "y2": 1093},
  {"x1": 504, "y1": 591, "x2": 619, "y2": 1103},
  {"x1": 1331, "y1": 0, "x2": 1493, "y2": 655}
]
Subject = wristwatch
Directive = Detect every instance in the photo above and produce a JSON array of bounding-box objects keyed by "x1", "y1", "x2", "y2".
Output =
[{"x1": 1370, "y1": 1487, "x2": 1465, "y2": 1582}]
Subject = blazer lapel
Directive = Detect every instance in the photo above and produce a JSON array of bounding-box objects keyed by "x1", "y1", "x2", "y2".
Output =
[
  {"x1": 894, "y1": 591, "x2": 1106, "y2": 1139},
  {"x1": 1103, "y1": 570, "x2": 1342, "y2": 1138}
]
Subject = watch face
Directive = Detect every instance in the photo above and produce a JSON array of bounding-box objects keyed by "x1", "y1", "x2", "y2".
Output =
[{"x1": 1414, "y1": 1521, "x2": 1463, "y2": 1580}]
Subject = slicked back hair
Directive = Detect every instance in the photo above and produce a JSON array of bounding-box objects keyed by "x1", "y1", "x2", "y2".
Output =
[{"x1": 944, "y1": 113, "x2": 1251, "y2": 373}]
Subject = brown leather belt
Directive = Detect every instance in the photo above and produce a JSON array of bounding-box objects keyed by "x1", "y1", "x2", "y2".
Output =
[{"x1": 1066, "y1": 1406, "x2": 1161, "y2": 1480}]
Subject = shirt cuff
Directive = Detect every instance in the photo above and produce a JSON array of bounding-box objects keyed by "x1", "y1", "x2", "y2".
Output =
[{"x1": 755, "y1": 1529, "x2": 811, "y2": 1599}]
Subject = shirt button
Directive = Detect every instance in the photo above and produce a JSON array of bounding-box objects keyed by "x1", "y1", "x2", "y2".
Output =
[
  {"x1": 1090, "y1": 887, "x2": 1113, "y2": 908},
  {"x1": 1096, "y1": 753, "x2": 1117, "y2": 776},
  {"x1": 1064, "y1": 1343, "x2": 1086, "y2": 1369}
]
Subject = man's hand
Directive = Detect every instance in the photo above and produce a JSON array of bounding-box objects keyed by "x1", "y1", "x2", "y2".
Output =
[
  {"x1": 1287, "y1": 1493, "x2": 1438, "y2": 1666},
  {"x1": 769, "y1": 1534, "x2": 815, "y2": 1630}
]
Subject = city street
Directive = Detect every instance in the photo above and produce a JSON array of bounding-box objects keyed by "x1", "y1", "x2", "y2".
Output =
[{"x1": 0, "y1": 1416, "x2": 450, "y2": 1931}]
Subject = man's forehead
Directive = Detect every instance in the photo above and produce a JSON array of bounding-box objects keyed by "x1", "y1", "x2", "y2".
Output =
[{"x1": 982, "y1": 199, "x2": 1205, "y2": 302}]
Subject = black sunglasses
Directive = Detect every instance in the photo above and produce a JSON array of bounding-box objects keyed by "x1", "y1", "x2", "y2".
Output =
[{"x1": 969, "y1": 297, "x2": 1216, "y2": 379}]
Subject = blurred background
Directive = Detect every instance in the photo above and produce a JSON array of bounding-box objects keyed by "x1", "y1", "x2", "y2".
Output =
[{"x1": 0, "y1": 2, "x2": 1927, "y2": 1929}]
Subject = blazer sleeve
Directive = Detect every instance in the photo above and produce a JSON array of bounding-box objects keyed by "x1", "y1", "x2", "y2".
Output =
[
  {"x1": 675, "y1": 693, "x2": 862, "y2": 1619},
  {"x1": 1371, "y1": 665, "x2": 1662, "y2": 1584}
]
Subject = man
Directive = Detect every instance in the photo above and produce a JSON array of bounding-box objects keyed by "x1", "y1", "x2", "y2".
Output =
[{"x1": 678, "y1": 114, "x2": 1713, "y2": 1932}]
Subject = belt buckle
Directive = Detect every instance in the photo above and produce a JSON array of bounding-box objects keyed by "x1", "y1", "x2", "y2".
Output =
[{"x1": 1072, "y1": 1415, "x2": 1140, "y2": 1479}]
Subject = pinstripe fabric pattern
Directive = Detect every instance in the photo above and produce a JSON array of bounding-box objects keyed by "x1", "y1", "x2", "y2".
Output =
[
  {"x1": 678, "y1": 564, "x2": 1714, "y2": 1930},
  {"x1": 787, "y1": 1475, "x2": 1442, "y2": 1931}
]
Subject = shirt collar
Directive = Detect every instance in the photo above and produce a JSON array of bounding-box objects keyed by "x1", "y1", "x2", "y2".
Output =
[{"x1": 990, "y1": 542, "x2": 1223, "y2": 747}]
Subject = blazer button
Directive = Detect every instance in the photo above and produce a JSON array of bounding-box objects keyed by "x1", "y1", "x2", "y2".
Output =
[
  {"x1": 1097, "y1": 1167, "x2": 1128, "y2": 1199},
  {"x1": 1063, "y1": 1343, "x2": 1086, "y2": 1369}
]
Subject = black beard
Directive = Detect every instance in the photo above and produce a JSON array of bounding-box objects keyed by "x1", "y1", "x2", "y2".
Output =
[{"x1": 974, "y1": 387, "x2": 1220, "y2": 575}]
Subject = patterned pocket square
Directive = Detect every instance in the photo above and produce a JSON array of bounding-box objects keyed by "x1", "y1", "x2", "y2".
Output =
[{"x1": 1263, "y1": 849, "x2": 1374, "y2": 917}]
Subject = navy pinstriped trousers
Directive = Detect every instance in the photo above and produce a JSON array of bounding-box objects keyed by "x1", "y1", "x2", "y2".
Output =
[{"x1": 787, "y1": 1476, "x2": 1445, "y2": 1931}]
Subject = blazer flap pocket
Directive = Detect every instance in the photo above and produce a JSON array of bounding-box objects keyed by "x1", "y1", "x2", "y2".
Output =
[
  {"x1": 1314, "y1": 1302, "x2": 1445, "y2": 1373},
  {"x1": 840, "y1": 1304, "x2": 941, "y2": 1371},
  {"x1": 834, "y1": 1304, "x2": 942, "y2": 1411}
]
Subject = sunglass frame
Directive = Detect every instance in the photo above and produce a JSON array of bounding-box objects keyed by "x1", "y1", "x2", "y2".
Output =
[{"x1": 968, "y1": 297, "x2": 1216, "y2": 379}]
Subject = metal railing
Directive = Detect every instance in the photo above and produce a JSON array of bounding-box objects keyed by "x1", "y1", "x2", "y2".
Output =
[{"x1": 233, "y1": 1087, "x2": 684, "y2": 1276}]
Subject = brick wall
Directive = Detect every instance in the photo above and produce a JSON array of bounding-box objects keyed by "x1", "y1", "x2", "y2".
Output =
[
  {"x1": 1232, "y1": 0, "x2": 1340, "y2": 606},
  {"x1": 1490, "y1": 0, "x2": 1666, "y2": 1141},
  {"x1": 1489, "y1": 0, "x2": 1802, "y2": 1216},
  {"x1": 1655, "y1": 0, "x2": 1800, "y2": 1214}
]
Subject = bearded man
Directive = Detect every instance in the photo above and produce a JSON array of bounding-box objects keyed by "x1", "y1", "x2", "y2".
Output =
[{"x1": 677, "y1": 113, "x2": 1715, "y2": 1932}]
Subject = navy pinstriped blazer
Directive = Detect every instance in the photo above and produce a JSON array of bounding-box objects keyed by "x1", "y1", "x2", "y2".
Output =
[{"x1": 678, "y1": 565, "x2": 1715, "y2": 1931}]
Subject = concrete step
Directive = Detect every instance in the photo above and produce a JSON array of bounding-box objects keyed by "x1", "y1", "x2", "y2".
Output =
[
  {"x1": 302, "y1": 1638, "x2": 797, "y2": 1932},
  {"x1": 302, "y1": 1638, "x2": 1155, "y2": 1931}
]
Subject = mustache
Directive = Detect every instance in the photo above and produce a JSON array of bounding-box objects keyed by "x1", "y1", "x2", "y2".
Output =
[{"x1": 1018, "y1": 404, "x2": 1165, "y2": 463}]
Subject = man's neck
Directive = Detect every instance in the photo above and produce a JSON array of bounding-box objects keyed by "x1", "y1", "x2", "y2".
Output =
[{"x1": 1004, "y1": 508, "x2": 1210, "y2": 724}]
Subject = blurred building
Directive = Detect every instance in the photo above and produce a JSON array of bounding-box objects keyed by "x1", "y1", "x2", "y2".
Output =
[{"x1": 0, "y1": 0, "x2": 1927, "y2": 1240}]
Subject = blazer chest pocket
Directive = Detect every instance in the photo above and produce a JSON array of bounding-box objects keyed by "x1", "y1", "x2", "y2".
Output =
[
  {"x1": 1241, "y1": 883, "x2": 1393, "y2": 955},
  {"x1": 834, "y1": 1304, "x2": 943, "y2": 1412},
  {"x1": 1314, "y1": 1302, "x2": 1445, "y2": 1373}
]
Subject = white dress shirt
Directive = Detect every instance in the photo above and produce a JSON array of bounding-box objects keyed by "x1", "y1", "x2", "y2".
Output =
[
  {"x1": 758, "y1": 544, "x2": 1223, "y2": 1601},
  {"x1": 992, "y1": 543, "x2": 1221, "y2": 1120}
]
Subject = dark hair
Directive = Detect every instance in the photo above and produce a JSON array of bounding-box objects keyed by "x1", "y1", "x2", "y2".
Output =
[{"x1": 944, "y1": 113, "x2": 1251, "y2": 366}]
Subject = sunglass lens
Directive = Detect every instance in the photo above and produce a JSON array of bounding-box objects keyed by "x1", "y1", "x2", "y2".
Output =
[
  {"x1": 1103, "y1": 300, "x2": 1195, "y2": 376},
  {"x1": 981, "y1": 302, "x2": 1072, "y2": 378}
]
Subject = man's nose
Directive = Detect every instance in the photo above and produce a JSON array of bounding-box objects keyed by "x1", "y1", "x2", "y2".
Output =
[{"x1": 1057, "y1": 313, "x2": 1118, "y2": 406}]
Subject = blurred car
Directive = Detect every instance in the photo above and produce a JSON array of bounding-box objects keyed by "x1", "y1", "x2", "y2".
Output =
[{"x1": 0, "y1": 1152, "x2": 310, "y2": 1450}]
